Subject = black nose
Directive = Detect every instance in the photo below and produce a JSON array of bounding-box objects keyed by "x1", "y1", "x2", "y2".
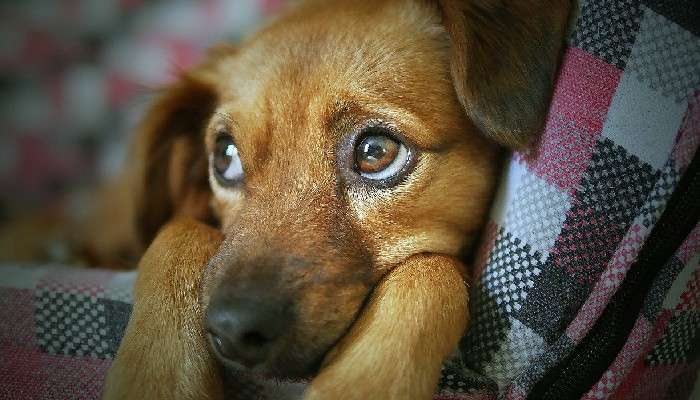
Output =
[{"x1": 205, "y1": 293, "x2": 289, "y2": 368}]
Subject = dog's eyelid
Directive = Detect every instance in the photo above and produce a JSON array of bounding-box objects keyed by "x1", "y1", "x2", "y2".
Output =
[
  {"x1": 211, "y1": 126, "x2": 231, "y2": 140},
  {"x1": 213, "y1": 111, "x2": 236, "y2": 126},
  {"x1": 354, "y1": 117, "x2": 447, "y2": 155},
  {"x1": 209, "y1": 112, "x2": 240, "y2": 139},
  {"x1": 354, "y1": 120, "x2": 409, "y2": 147},
  {"x1": 206, "y1": 113, "x2": 240, "y2": 154},
  {"x1": 354, "y1": 103, "x2": 447, "y2": 149}
]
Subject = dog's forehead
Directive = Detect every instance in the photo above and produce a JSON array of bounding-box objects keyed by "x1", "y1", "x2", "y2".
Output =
[
  {"x1": 208, "y1": 0, "x2": 464, "y2": 166},
  {"x1": 213, "y1": 0, "x2": 459, "y2": 146},
  {"x1": 241, "y1": 0, "x2": 447, "y2": 76}
]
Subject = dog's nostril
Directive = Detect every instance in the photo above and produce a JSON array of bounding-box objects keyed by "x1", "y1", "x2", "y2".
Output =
[
  {"x1": 205, "y1": 293, "x2": 290, "y2": 368},
  {"x1": 209, "y1": 333, "x2": 230, "y2": 357},
  {"x1": 241, "y1": 330, "x2": 269, "y2": 348}
]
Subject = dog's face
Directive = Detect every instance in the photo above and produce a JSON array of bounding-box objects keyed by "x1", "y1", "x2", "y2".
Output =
[
  {"x1": 132, "y1": 0, "x2": 570, "y2": 380},
  {"x1": 201, "y1": 0, "x2": 499, "y2": 378}
]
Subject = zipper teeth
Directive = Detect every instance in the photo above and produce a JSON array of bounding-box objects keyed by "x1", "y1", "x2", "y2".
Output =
[{"x1": 529, "y1": 153, "x2": 700, "y2": 400}]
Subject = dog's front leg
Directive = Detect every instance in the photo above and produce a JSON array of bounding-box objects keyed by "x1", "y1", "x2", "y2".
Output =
[
  {"x1": 305, "y1": 254, "x2": 468, "y2": 400},
  {"x1": 102, "y1": 218, "x2": 224, "y2": 400}
]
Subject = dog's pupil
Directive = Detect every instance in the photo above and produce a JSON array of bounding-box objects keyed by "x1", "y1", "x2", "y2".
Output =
[
  {"x1": 211, "y1": 135, "x2": 244, "y2": 186},
  {"x1": 214, "y1": 138, "x2": 233, "y2": 174},
  {"x1": 365, "y1": 140, "x2": 386, "y2": 160},
  {"x1": 357, "y1": 135, "x2": 398, "y2": 172}
]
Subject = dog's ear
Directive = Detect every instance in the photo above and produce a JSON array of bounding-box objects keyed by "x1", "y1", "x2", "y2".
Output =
[
  {"x1": 438, "y1": 0, "x2": 571, "y2": 148},
  {"x1": 132, "y1": 45, "x2": 234, "y2": 246}
]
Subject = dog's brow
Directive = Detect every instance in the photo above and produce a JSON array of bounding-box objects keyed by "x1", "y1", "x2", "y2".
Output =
[
  {"x1": 323, "y1": 102, "x2": 355, "y2": 132},
  {"x1": 214, "y1": 111, "x2": 236, "y2": 127},
  {"x1": 329, "y1": 101, "x2": 449, "y2": 152}
]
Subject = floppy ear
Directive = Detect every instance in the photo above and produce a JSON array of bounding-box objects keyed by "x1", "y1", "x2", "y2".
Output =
[
  {"x1": 438, "y1": 0, "x2": 572, "y2": 148},
  {"x1": 131, "y1": 45, "x2": 234, "y2": 246}
]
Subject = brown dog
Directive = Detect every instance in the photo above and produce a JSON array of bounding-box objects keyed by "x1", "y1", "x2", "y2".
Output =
[
  {"x1": 101, "y1": 0, "x2": 572, "y2": 398},
  {"x1": 103, "y1": 218, "x2": 468, "y2": 399}
]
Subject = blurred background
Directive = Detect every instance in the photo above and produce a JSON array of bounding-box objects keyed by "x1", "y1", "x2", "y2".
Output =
[{"x1": 0, "y1": 0, "x2": 283, "y2": 220}]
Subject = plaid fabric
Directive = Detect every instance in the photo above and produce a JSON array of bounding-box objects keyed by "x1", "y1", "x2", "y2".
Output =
[
  {"x1": 436, "y1": 1, "x2": 700, "y2": 399},
  {"x1": 0, "y1": 265, "x2": 135, "y2": 400}
]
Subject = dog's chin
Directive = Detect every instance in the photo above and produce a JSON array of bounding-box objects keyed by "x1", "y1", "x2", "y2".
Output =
[{"x1": 218, "y1": 358, "x2": 319, "y2": 384}]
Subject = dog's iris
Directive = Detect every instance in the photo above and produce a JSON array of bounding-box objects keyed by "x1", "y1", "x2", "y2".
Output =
[
  {"x1": 357, "y1": 135, "x2": 399, "y2": 171},
  {"x1": 355, "y1": 133, "x2": 409, "y2": 181},
  {"x1": 212, "y1": 135, "x2": 243, "y2": 185}
]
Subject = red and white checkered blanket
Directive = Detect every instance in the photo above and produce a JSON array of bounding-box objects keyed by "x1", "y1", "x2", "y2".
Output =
[
  {"x1": 1, "y1": 0, "x2": 699, "y2": 399},
  {"x1": 437, "y1": 1, "x2": 700, "y2": 399},
  {"x1": 0, "y1": 265, "x2": 135, "y2": 399}
]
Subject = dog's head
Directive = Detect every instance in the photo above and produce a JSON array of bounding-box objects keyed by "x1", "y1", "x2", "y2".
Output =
[{"x1": 133, "y1": 0, "x2": 570, "y2": 379}]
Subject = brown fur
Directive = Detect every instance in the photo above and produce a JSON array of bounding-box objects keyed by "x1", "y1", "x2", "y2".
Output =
[
  {"x1": 306, "y1": 254, "x2": 469, "y2": 400},
  {"x1": 94, "y1": 0, "x2": 571, "y2": 398},
  {"x1": 103, "y1": 218, "x2": 224, "y2": 399}
]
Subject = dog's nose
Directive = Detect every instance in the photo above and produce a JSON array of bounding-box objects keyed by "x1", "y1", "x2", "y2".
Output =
[{"x1": 205, "y1": 294, "x2": 289, "y2": 368}]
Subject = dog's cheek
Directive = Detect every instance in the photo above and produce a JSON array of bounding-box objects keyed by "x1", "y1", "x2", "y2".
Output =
[
  {"x1": 401, "y1": 143, "x2": 499, "y2": 254},
  {"x1": 209, "y1": 189, "x2": 245, "y2": 232},
  {"x1": 347, "y1": 144, "x2": 499, "y2": 268}
]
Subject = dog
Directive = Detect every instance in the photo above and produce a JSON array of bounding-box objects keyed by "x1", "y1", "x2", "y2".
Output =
[{"x1": 97, "y1": 0, "x2": 572, "y2": 398}]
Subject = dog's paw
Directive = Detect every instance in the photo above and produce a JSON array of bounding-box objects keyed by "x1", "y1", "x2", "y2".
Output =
[{"x1": 303, "y1": 254, "x2": 468, "y2": 400}]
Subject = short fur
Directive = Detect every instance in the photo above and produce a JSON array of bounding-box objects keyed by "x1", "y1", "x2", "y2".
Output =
[
  {"x1": 97, "y1": 0, "x2": 571, "y2": 398},
  {"x1": 103, "y1": 219, "x2": 224, "y2": 399}
]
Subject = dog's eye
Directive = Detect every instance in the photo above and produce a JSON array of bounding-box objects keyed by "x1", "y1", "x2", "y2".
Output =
[
  {"x1": 211, "y1": 135, "x2": 243, "y2": 186},
  {"x1": 354, "y1": 132, "x2": 409, "y2": 180}
]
